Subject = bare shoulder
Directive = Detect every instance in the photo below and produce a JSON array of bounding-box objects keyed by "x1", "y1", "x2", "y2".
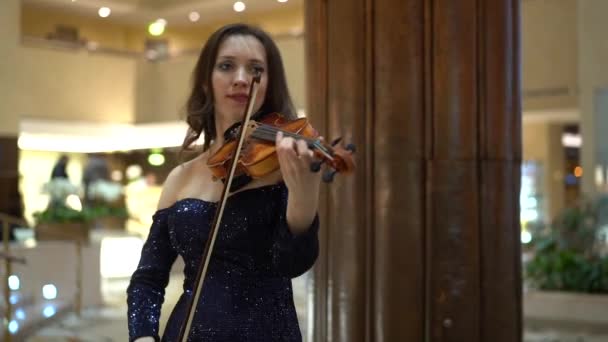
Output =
[
  {"x1": 157, "y1": 165, "x2": 186, "y2": 210},
  {"x1": 157, "y1": 155, "x2": 206, "y2": 210}
]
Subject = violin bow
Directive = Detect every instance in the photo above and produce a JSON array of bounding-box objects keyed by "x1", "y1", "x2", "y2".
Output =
[{"x1": 176, "y1": 73, "x2": 262, "y2": 342}]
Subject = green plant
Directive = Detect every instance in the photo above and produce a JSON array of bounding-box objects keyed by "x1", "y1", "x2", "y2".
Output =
[
  {"x1": 85, "y1": 180, "x2": 130, "y2": 221},
  {"x1": 87, "y1": 204, "x2": 129, "y2": 220},
  {"x1": 33, "y1": 204, "x2": 93, "y2": 224},
  {"x1": 525, "y1": 196, "x2": 608, "y2": 293}
]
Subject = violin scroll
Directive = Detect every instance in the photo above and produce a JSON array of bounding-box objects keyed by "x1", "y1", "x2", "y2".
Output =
[{"x1": 309, "y1": 137, "x2": 356, "y2": 183}]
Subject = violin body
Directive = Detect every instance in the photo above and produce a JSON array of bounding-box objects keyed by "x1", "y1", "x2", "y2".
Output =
[{"x1": 207, "y1": 112, "x2": 355, "y2": 182}]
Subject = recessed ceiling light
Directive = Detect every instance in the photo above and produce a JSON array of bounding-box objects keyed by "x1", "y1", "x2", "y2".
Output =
[
  {"x1": 278, "y1": 0, "x2": 288, "y2": 2},
  {"x1": 233, "y1": 1, "x2": 246, "y2": 12},
  {"x1": 98, "y1": 7, "x2": 111, "y2": 18},
  {"x1": 149, "y1": 21, "x2": 165, "y2": 36},
  {"x1": 189, "y1": 11, "x2": 200, "y2": 22}
]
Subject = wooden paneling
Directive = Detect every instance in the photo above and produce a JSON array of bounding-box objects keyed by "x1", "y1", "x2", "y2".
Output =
[
  {"x1": 305, "y1": 0, "x2": 521, "y2": 341},
  {"x1": 373, "y1": 0, "x2": 426, "y2": 340}
]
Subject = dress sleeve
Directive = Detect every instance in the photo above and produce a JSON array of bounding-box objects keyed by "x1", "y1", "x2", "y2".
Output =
[
  {"x1": 126, "y1": 209, "x2": 178, "y2": 342},
  {"x1": 271, "y1": 185, "x2": 320, "y2": 278}
]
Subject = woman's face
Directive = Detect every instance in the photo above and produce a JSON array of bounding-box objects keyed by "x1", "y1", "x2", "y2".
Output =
[{"x1": 211, "y1": 34, "x2": 268, "y2": 124}]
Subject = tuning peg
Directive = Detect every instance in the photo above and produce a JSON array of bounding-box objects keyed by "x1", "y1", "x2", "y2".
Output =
[
  {"x1": 330, "y1": 137, "x2": 343, "y2": 146},
  {"x1": 310, "y1": 160, "x2": 324, "y2": 173},
  {"x1": 322, "y1": 169, "x2": 338, "y2": 183},
  {"x1": 345, "y1": 143, "x2": 356, "y2": 153}
]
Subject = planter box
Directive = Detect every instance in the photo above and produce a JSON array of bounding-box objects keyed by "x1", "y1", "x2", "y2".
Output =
[
  {"x1": 524, "y1": 290, "x2": 608, "y2": 331},
  {"x1": 90, "y1": 216, "x2": 126, "y2": 230},
  {"x1": 35, "y1": 222, "x2": 90, "y2": 243}
]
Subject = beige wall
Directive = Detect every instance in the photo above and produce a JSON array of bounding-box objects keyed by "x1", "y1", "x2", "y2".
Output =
[
  {"x1": 522, "y1": 0, "x2": 578, "y2": 111},
  {"x1": 578, "y1": 0, "x2": 608, "y2": 195},
  {"x1": 15, "y1": 3, "x2": 306, "y2": 125},
  {"x1": 21, "y1": 4, "x2": 303, "y2": 54},
  {"x1": 134, "y1": 35, "x2": 305, "y2": 123},
  {"x1": 21, "y1": 4, "x2": 213, "y2": 53},
  {"x1": 547, "y1": 124, "x2": 566, "y2": 220},
  {"x1": 14, "y1": 36, "x2": 305, "y2": 125},
  {"x1": 523, "y1": 122, "x2": 549, "y2": 162},
  {"x1": 0, "y1": 0, "x2": 21, "y2": 136},
  {"x1": 17, "y1": 47, "x2": 137, "y2": 123},
  {"x1": 523, "y1": 121, "x2": 566, "y2": 222},
  {"x1": 279, "y1": 36, "x2": 307, "y2": 111},
  {"x1": 22, "y1": 4, "x2": 133, "y2": 51},
  {"x1": 134, "y1": 56, "x2": 194, "y2": 123}
]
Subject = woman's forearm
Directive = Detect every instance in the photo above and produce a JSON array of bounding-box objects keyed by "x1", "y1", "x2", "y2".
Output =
[{"x1": 286, "y1": 191, "x2": 319, "y2": 234}]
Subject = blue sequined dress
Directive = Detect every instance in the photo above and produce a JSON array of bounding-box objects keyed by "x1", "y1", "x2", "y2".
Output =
[{"x1": 127, "y1": 182, "x2": 319, "y2": 342}]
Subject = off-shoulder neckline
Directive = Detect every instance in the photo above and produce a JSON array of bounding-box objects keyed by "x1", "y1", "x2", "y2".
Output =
[{"x1": 155, "y1": 181, "x2": 285, "y2": 214}]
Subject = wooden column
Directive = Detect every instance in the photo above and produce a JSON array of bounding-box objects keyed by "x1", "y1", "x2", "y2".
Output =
[
  {"x1": 0, "y1": 138, "x2": 20, "y2": 219},
  {"x1": 305, "y1": 0, "x2": 522, "y2": 341}
]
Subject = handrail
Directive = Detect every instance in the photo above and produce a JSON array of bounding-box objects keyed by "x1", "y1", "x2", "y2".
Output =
[
  {"x1": 0, "y1": 213, "x2": 29, "y2": 342},
  {"x1": 0, "y1": 214, "x2": 28, "y2": 228},
  {"x1": 1, "y1": 212, "x2": 88, "y2": 339}
]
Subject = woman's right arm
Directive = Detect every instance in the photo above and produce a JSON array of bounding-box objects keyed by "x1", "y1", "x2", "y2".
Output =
[{"x1": 126, "y1": 167, "x2": 183, "y2": 342}]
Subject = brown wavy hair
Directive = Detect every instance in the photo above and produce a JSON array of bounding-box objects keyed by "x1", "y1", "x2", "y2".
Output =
[{"x1": 181, "y1": 23, "x2": 297, "y2": 153}]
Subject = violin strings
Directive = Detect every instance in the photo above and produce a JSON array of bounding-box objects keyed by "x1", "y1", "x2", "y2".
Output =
[
  {"x1": 255, "y1": 124, "x2": 315, "y2": 142},
  {"x1": 257, "y1": 124, "x2": 323, "y2": 147},
  {"x1": 253, "y1": 124, "x2": 333, "y2": 156},
  {"x1": 248, "y1": 125, "x2": 335, "y2": 161}
]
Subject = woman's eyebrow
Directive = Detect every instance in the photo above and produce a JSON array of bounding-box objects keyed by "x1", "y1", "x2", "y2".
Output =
[{"x1": 217, "y1": 55, "x2": 265, "y2": 64}]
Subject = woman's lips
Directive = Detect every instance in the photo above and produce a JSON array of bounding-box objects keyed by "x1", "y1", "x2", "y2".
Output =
[{"x1": 227, "y1": 94, "x2": 249, "y2": 104}]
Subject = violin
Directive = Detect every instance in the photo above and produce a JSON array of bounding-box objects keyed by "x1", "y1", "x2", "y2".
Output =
[{"x1": 207, "y1": 111, "x2": 356, "y2": 184}]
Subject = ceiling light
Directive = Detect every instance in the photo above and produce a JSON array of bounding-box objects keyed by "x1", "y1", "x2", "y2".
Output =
[
  {"x1": 98, "y1": 7, "x2": 111, "y2": 18},
  {"x1": 278, "y1": 0, "x2": 288, "y2": 2},
  {"x1": 148, "y1": 19, "x2": 166, "y2": 36},
  {"x1": 233, "y1": 1, "x2": 246, "y2": 12},
  {"x1": 148, "y1": 22, "x2": 165, "y2": 36},
  {"x1": 189, "y1": 11, "x2": 200, "y2": 22}
]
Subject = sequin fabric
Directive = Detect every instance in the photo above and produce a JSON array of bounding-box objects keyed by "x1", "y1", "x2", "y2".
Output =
[{"x1": 127, "y1": 182, "x2": 319, "y2": 342}]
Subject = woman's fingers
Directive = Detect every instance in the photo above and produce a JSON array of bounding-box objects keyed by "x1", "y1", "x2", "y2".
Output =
[
  {"x1": 295, "y1": 139, "x2": 314, "y2": 160},
  {"x1": 276, "y1": 131, "x2": 319, "y2": 174}
]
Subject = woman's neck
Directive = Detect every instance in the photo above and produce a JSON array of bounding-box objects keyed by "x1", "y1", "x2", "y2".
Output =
[{"x1": 209, "y1": 116, "x2": 237, "y2": 153}]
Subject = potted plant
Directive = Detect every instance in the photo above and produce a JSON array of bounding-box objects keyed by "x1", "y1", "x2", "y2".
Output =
[
  {"x1": 526, "y1": 196, "x2": 608, "y2": 293},
  {"x1": 33, "y1": 178, "x2": 92, "y2": 243},
  {"x1": 524, "y1": 195, "x2": 608, "y2": 327},
  {"x1": 86, "y1": 179, "x2": 129, "y2": 230}
]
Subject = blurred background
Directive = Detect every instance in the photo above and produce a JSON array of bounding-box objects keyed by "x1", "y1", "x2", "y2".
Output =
[{"x1": 0, "y1": 0, "x2": 607, "y2": 341}]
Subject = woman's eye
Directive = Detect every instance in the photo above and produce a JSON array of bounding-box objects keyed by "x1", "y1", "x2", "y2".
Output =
[
  {"x1": 218, "y1": 62, "x2": 232, "y2": 71},
  {"x1": 251, "y1": 65, "x2": 265, "y2": 75}
]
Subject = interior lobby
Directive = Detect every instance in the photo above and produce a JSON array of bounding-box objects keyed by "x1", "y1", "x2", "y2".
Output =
[{"x1": 1, "y1": 0, "x2": 608, "y2": 341}]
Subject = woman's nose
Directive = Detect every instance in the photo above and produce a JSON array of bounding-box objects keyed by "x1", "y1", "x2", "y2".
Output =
[{"x1": 233, "y1": 67, "x2": 249, "y2": 87}]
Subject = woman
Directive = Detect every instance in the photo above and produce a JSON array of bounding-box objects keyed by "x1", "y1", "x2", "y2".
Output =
[{"x1": 127, "y1": 23, "x2": 321, "y2": 342}]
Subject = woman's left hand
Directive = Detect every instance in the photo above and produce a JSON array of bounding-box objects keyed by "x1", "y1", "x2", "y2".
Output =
[
  {"x1": 275, "y1": 131, "x2": 322, "y2": 198},
  {"x1": 275, "y1": 131, "x2": 322, "y2": 233}
]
